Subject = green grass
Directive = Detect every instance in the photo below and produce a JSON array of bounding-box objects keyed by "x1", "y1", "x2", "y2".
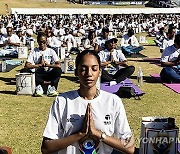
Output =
[
  {"x1": 0, "y1": 1, "x2": 180, "y2": 153},
  {"x1": 1, "y1": 33, "x2": 180, "y2": 154}
]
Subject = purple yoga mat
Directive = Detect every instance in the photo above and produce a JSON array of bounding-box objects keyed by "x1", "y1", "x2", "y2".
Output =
[
  {"x1": 100, "y1": 78, "x2": 145, "y2": 96},
  {"x1": 151, "y1": 74, "x2": 180, "y2": 94}
]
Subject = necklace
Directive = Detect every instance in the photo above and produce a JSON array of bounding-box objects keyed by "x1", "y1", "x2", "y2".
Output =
[{"x1": 78, "y1": 88, "x2": 100, "y2": 99}]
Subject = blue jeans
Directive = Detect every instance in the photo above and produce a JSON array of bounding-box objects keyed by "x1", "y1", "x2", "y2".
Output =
[
  {"x1": 160, "y1": 67, "x2": 180, "y2": 83},
  {"x1": 121, "y1": 46, "x2": 144, "y2": 55}
]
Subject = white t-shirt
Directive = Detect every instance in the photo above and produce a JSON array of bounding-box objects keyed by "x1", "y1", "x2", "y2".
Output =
[
  {"x1": 120, "y1": 34, "x2": 139, "y2": 47},
  {"x1": 95, "y1": 36, "x2": 112, "y2": 50},
  {"x1": 27, "y1": 47, "x2": 59, "y2": 72},
  {"x1": 161, "y1": 44, "x2": 180, "y2": 70},
  {"x1": 0, "y1": 34, "x2": 20, "y2": 50},
  {"x1": 43, "y1": 90, "x2": 132, "y2": 154},
  {"x1": 160, "y1": 38, "x2": 174, "y2": 51},
  {"x1": 98, "y1": 48, "x2": 127, "y2": 73},
  {"x1": 161, "y1": 45, "x2": 178, "y2": 63},
  {"x1": 47, "y1": 36, "x2": 61, "y2": 48}
]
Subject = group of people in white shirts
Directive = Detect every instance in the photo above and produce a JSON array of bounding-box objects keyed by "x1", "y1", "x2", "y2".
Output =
[
  {"x1": 0, "y1": 13, "x2": 179, "y2": 84},
  {"x1": 0, "y1": 13, "x2": 180, "y2": 154}
]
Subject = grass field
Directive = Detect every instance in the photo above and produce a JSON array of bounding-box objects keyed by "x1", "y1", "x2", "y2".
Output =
[{"x1": 0, "y1": 1, "x2": 180, "y2": 153}]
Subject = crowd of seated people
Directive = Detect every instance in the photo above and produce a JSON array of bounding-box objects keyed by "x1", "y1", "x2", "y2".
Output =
[{"x1": 0, "y1": 13, "x2": 180, "y2": 96}]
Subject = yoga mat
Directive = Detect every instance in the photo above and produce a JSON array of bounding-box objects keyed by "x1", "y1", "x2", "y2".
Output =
[
  {"x1": 0, "y1": 64, "x2": 20, "y2": 72},
  {"x1": 151, "y1": 74, "x2": 180, "y2": 94},
  {"x1": 101, "y1": 78, "x2": 145, "y2": 96},
  {"x1": 0, "y1": 59, "x2": 24, "y2": 72}
]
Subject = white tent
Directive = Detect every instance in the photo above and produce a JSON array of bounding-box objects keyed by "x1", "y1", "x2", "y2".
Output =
[{"x1": 11, "y1": 8, "x2": 180, "y2": 15}]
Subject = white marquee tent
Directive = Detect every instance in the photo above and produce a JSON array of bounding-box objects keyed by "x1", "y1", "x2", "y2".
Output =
[{"x1": 11, "y1": 8, "x2": 180, "y2": 15}]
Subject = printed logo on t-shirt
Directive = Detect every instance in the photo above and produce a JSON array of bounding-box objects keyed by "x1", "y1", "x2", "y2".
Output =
[
  {"x1": 44, "y1": 55, "x2": 52, "y2": 59},
  {"x1": 104, "y1": 114, "x2": 111, "y2": 125}
]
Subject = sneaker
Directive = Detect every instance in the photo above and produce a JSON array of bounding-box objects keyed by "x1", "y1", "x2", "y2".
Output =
[
  {"x1": 34, "y1": 85, "x2": 44, "y2": 97},
  {"x1": 109, "y1": 81, "x2": 117, "y2": 86},
  {"x1": 47, "y1": 85, "x2": 58, "y2": 97}
]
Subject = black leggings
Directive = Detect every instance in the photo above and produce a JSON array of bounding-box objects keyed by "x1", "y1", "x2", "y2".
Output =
[{"x1": 101, "y1": 66, "x2": 135, "y2": 83}]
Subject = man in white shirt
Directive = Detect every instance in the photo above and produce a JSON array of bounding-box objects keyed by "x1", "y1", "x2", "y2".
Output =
[
  {"x1": 0, "y1": 22, "x2": 7, "y2": 35},
  {"x1": 99, "y1": 38, "x2": 135, "y2": 84},
  {"x1": 120, "y1": 29, "x2": 144, "y2": 55},
  {"x1": 160, "y1": 26, "x2": 176, "y2": 53},
  {"x1": 22, "y1": 32, "x2": 62, "y2": 96},
  {"x1": 0, "y1": 27, "x2": 20, "y2": 57},
  {"x1": 94, "y1": 27, "x2": 112, "y2": 53},
  {"x1": 160, "y1": 34, "x2": 180, "y2": 83},
  {"x1": 61, "y1": 28, "x2": 76, "y2": 54},
  {"x1": 46, "y1": 28, "x2": 61, "y2": 54},
  {"x1": 154, "y1": 27, "x2": 166, "y2": 47},
  {"x1": 73, "y1": 24, "x2": 86, "y2": 47}
]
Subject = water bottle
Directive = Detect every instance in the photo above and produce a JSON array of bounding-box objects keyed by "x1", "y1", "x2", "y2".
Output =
[
  {"x1": 1, "y1": 59, "x2": 6, "y2": 72},
  {"x1": 137, "y1": 67, "x2": 143, "y2": 86}
]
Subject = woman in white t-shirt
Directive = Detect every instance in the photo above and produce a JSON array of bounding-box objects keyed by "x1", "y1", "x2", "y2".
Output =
[{"x1": 41, "y1": 50, "x2": 134, "y2": 154}]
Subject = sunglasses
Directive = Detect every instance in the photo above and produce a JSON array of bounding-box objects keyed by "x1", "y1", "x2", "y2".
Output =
[{"x1": 38, "y1": 41, "x2": 46, "y2": 44}]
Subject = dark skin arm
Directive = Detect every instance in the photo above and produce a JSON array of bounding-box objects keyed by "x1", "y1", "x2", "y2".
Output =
[
  {"x1": 0, "y1": 40, "x2": 20, "y2": 47},
  {"x1": 161, "y1": 55, "x2": 180, "y2": 67},
  {"x1": 41, "y1": 104, "x2": 134, "y2": 154},
  {"x1": 94, "y1": 43, "x2": 105, "y2": 53},
  {"x1": 101, "y1": 60, "x2": 129, "y2": 68},
  {"x1": 41, "y1": 102, "x2": 90, "y2": 154},
  {"x1": 25, "y1": 54, "x2": 61, "y2": 69}
]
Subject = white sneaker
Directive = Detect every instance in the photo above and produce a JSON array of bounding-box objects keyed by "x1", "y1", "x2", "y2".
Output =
[
  {"x1": 34, "y1": 85, "x2": 44, "y2": 97},
  {"x1": 47, "y1": 85, "x2": 58, "y2": 97},
  {"x1": 109, "y1": 81, "x2": 117, "y2": 86}
]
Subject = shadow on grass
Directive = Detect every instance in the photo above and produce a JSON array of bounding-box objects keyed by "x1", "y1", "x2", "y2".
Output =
[
  {"x1": 0, "y1": 77, "x2": 16, "y2": 85},
  {"x1": 125, "y1": 53, "x2": 147, "y2": 58},
  {"x1": 61, "y1": 75, "x2": 79, "y2": 83},
  {"x1": 130, "y1": 75, "x2": 160, "y2": 83},
  {"x1": 143, "y1": 44, "x2": 156, "y2": 46},
  {"x1": 0, "y1": 90, "x2": 16, "y2": 95}
]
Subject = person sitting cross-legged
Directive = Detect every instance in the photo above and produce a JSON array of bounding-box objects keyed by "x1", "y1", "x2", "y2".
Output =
[
  {"x1": 99, "y1": 38, "x2": 135, "y2": 85},
  {"x1": 120, "y1": 28, "x2": 144, "y2": 55},
  {"x1": 21, "y1": 32, "x2": 62, "y2": 97},
  {"x1": 160, "y1": 34, "x2": 180, "y2": 83},
  {"x1": 0, "y1": 27, "x2": 21, "y2": 57}
]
